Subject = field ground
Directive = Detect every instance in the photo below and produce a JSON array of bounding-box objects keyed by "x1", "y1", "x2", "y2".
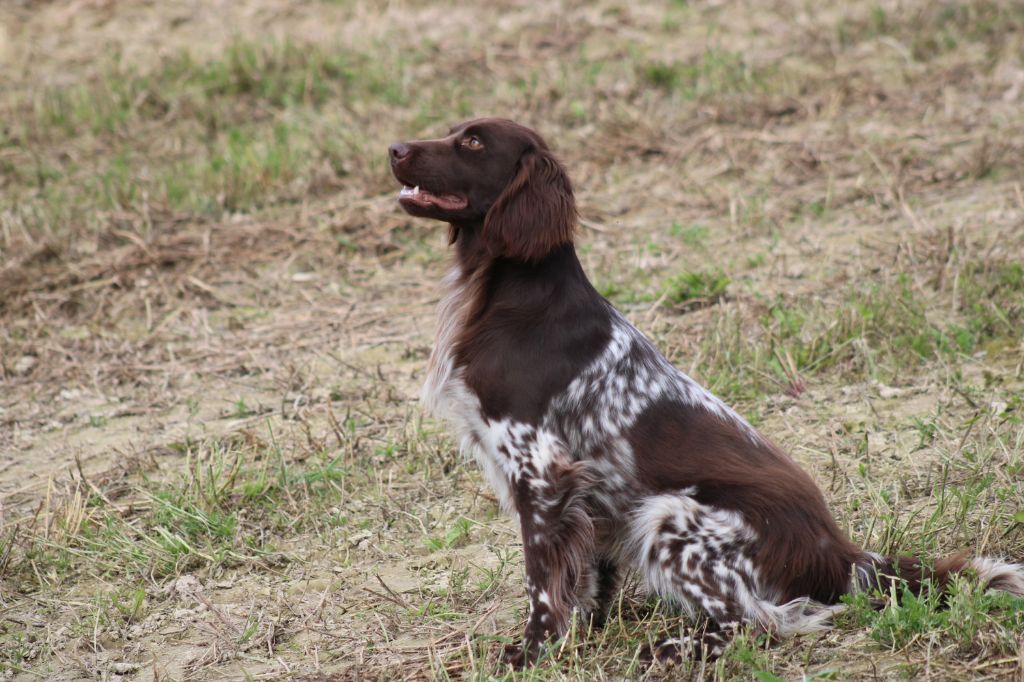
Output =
[{"x1": 2, "y1": 0, "x2": 1024, "y2": 680}]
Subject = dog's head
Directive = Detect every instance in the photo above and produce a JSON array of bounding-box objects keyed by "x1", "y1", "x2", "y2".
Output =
[{"x1": 389, "y1": 118, "x2": 575, "y2": 261}]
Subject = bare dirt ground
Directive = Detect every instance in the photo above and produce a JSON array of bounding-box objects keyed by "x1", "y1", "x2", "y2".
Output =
[{"x1": 2, "y1": 1, "x2": 1023, "y2": 680}]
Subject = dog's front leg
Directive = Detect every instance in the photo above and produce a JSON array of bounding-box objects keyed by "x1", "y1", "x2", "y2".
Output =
[{"x1": 501, "y1": 445, "x2": 596, "y2": 669}]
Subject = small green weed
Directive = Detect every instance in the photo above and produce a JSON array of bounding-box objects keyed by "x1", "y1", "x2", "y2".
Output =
[
  {"x1": 640, "y1": 49, "x2": 768, "y2": 98},
  {"x1": 664, "y1": 270, "x2": 730, "y2": 308},
  {"x1": 426, "y1": 517, "x2": 474, "y2": 552}
]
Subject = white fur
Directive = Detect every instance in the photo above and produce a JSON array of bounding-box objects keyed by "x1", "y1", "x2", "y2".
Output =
[
  {"x1": 422, "y1": 266, "x2": 470, "y2": 415},
  {"x1": 970, "y1": 557, "x2": 1024, "y2": 596},
  {"x1": 623, "y1": 493, "x2": 840, "y2": 635},
  {"x1": 549, "y1": 312, "x2": 762, "y2": 471}
]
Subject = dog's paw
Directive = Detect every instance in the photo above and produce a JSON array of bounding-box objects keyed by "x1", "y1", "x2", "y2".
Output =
[
  {"x1": 501, "y1": 641, "x2": 539, "y2": 669},
  {"x1": 639, "y1": 634, "x2": 728, "y2": 667},
  {"x1": 638, "y1": 636, "x2": 690, "y2": 667}
]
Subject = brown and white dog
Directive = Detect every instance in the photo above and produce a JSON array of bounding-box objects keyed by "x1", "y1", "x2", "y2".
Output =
[{"x1": 388, "y1": 118, "x2": 1024, "y2": 667}]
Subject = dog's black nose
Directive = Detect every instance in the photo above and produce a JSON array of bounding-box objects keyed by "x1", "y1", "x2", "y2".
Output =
[{"x1": 389, "y1": 143, "x2": 411, "y2": 163}]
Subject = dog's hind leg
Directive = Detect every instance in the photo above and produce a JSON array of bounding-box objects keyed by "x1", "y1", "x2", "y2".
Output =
[{"x1": 628, "y1": 493, "x2": 836, "y2": 663}]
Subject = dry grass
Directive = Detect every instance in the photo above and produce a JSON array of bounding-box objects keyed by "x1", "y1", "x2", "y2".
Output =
[{"x1": 1, "y1": 0, "x2": 1024, "y2": 680}]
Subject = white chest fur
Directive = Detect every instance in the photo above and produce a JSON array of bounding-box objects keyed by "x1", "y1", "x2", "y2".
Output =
[
  {"x1": 421, "y1": 266, "x2": 467, "y2": 416},
  {"x1": 421, "y1": 266, "x2": 517, "y2": 512}
]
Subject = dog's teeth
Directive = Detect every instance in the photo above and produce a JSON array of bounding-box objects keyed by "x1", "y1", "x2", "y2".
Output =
[{"x1": 413, "y1": 185, "x2": 420, "y2": 194}]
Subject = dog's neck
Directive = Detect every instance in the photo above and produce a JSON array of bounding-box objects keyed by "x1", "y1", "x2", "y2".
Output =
[
  {"x1": 448, "y1": 220, "x2": 486, "y2": 272},
  {"x1": 448, "y1": 219, "x2": 582, "y2": 281}
]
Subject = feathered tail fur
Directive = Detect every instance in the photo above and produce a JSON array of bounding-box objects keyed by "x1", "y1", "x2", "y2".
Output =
[{"x1": 853, "y1": 550, "x2": 1024, "y2": 599}]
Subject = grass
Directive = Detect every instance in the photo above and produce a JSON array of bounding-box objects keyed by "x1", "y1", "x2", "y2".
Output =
[
  {"x1": 2, "y1": 38, "x2": 422, "y2": 236},
  {"x1": 2, "y1": 0, "x2": 1024, "y2": 679},
  {"x1": 835, "y1": 0, "x2": 1024, "y2": 62},
  {"x1": 4, "y1": 437, "x2": 333, "y2": 588},
  {"x1": 698, "y1": 260, "x2": 1024, "y2": 402},
  {"x1": 841, "y1": 579, "x2": 1024, "y2": 654},
  {"x1": 639, "y1": 48, "x2": 771, "y2": 99}
]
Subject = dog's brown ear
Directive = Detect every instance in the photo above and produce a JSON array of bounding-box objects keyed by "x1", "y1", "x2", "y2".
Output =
[{"x1": 483, "y1": 148, "x2": 576, "y2": 261}]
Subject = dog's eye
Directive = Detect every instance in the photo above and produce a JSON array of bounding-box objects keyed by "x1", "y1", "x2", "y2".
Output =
[{"x1": 461, "y1": 136, "x2": 484, "y2": 151}]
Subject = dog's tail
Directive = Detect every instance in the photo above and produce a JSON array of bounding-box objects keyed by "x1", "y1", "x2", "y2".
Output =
[
  {"x1": 763, "y1": 550, "x2": 1024, "y2": 638},
  {"x1": 853, "y1": 550, "x2": 1024, "y2": 598}
]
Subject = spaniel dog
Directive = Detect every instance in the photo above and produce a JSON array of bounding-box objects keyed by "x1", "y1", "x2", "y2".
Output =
[{"x1": 388, "y1": 118, "x2": 1024, "y2": 667}]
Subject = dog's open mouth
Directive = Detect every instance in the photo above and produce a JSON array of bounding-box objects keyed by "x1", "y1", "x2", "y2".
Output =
[{"x1": 398, "y1": 185, "x2": 468, "y2": 211}]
